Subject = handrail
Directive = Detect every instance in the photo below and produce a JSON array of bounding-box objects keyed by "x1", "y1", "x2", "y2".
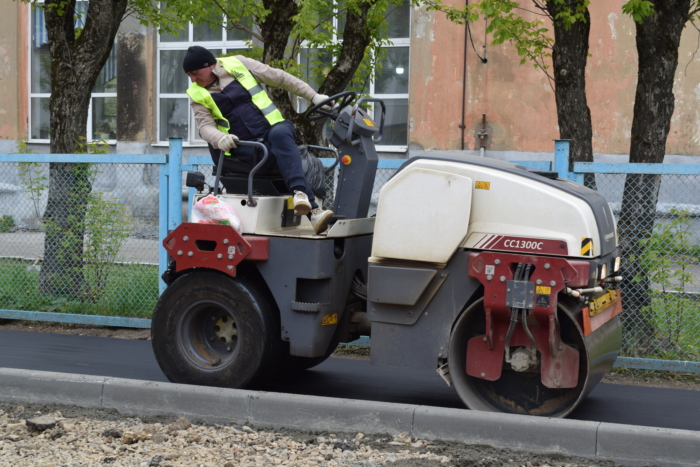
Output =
[
  {"x1": 212, "y1": 141, "x2": 269, "y2": 207},
  {"x1": 306, "y1": 145, "x2": 340, "y2": 174}
]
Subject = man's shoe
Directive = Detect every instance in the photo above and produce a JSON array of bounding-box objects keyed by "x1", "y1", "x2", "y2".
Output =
[
  {"x1": 310, "y1": 208, "x2": 334, "y2": 235},
  {"x1": 293, "y1": 191, "x2": 312, "y2": 216}
]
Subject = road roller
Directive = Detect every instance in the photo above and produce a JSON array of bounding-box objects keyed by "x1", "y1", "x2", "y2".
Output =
[{"x1": 152, "y1": 91, "x2": 623, "y2": 417}]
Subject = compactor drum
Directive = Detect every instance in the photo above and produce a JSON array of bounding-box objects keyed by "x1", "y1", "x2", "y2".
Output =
[{"x1": 153, "y1": 92, "x2": 623, "y2": 417}]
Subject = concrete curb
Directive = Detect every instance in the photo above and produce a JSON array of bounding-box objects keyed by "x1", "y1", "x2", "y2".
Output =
[{"x1": 1, "y1": 368, "x2": 698, "y2": 466}]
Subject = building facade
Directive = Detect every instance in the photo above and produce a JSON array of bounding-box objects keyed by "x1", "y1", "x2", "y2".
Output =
[{"x1": 2, "y1": 1, "x2": 700, "y2": 160}]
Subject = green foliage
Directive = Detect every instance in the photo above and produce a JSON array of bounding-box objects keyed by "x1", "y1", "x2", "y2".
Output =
[
  {"x1": 133, "y1": 0, "x2": 410, "y2": 96},
  {"x1": 83, "y1": 189, "x2": 131, "y2": 302},
  {"x1": 0, "y1": 215, "x2": 15, "y2": 233},
  {"x1": 622, "y1": 0, "x2": 654, "y2": 23},
  {"x1": 630, "y1": 209, "x2": 698, "y2": 356},
  {"x1": 74, "y1": 137, "x2": 131, "y2": 301},
  {"x1": 17, "y1": 140, "x2": 48, "y2": 224}
]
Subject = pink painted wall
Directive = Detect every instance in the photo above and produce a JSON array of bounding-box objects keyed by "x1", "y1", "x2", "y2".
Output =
[
  {"x1": 409, "y1": 0, "x2": 700, "y2": 156},
  {"x1": 0, "y1": 1, "x2": 23, "y2": 141}
]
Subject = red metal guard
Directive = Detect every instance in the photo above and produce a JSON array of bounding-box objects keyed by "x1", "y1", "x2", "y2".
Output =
[
  {"x1": 163, "y1": 223, "x2": 269, "y2": 277},
  {"x1": 466, "y1": 252, "x2": 590, "y2": 389}
]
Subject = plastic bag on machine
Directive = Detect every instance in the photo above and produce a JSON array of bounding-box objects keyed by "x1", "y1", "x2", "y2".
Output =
[
  {"x1": 298, "y1": 145, "x2": 326, "y2": 199},
  {"x1": 191, "y1": 195, "x2": 243, "y2": 233}
]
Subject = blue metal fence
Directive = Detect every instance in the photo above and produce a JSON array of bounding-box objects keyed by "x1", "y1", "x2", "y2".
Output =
[{"x1": 2, "y1": 139, "x2": 700, "y2": 373}]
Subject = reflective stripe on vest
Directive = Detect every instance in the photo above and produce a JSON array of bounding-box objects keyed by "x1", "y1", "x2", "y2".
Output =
[{"x1": 186, "y1": 56, "x2": 285, "y2": 133}]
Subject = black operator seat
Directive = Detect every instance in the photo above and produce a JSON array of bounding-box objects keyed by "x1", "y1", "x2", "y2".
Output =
[{"x1": 207, "y1": 144, "x2": 327, "y2": 199}]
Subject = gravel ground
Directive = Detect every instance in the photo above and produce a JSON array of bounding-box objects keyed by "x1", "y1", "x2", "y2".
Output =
[{"x1": 0, "y1": 403, "x2": 623, "y2": 467}]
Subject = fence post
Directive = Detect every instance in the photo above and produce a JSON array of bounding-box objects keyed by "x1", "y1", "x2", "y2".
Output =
[
  {"x1": 554, "y1": 139, "x2": 571, "y2": 180},
  {"x1": 158, "y1": 164, "x2": 169, "y2": 295},
  {"x1": 168, "y1": 138, "x2": 183, "y2": 231},
  {"x1": 158, "y1": 138, "x2": 183, "y2": 294}
]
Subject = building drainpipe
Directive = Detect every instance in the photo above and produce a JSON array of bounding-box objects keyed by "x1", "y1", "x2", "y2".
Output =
[
  {"x1": 477, "y1": 113, "x2": 488, "y2": 157},
  {"x1": 459, "y1": 0, "x2": 469, "y2": 150}
]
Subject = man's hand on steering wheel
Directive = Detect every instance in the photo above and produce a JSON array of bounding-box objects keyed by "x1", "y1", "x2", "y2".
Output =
[
  {"x1": 311, "y1": 93, "x2": 334, "y2": 111},
  {"x1": 305, "y1": 91, "x2": 357, "y2": 122}
]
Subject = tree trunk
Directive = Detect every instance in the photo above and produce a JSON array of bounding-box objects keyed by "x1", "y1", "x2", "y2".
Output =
[
  {"x1": 546, "y1": 0, "x2": 594, "y2": 183},
  {"x1": 260, "y1": 0, "x2": 376, "y2": 146},
  {"x1": 618, "y1": 1, "x2": 689, "y2": 354},
  {"x1": 39, "y1": 0, "x2": 127, "y2": 298}
]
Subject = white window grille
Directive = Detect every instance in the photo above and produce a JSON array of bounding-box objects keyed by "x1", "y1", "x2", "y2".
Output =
[
  {"x1": 157, "y1": 12, "x2": 252, "y2": 146},
  {"x1": 28, "y1": 2, "x2": 118, "y2": 143},
  {"x1": 156, "y1": 1, "x2": 410, "y2": 150}
]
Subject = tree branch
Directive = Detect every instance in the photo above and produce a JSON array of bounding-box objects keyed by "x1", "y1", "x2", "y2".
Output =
[{"x1": 210, "y1": 0, "x2": 265, "y2": 42}]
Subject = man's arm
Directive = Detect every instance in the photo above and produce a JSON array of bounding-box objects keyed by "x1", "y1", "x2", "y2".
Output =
[
  {"x1": 191, "y1": 101, "x2": 228, "y2": 147},
  {"x1": 237, "y1": 55, "x2": 318, "y2": 101}
]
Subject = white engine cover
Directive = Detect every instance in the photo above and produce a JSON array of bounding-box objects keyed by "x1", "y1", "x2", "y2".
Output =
[
  {"x1": 371, "y1": 167, "x2": 473, "y2": 263},
  {"x1": 371, "y1": 158, "x2": 611, "y2": 264}
]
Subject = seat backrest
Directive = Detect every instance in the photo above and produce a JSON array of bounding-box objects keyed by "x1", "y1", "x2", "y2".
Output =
[{"x1": 220, "y1": 175, "x2": 291, "y2": 196}]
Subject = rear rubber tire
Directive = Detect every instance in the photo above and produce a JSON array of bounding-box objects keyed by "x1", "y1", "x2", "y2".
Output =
[
  {"x1": 448, "y1": 298, "x2": 588, "y2": 417},
  {"x1": 151, "y1": 270, "x2": 280, "y2": 389}
]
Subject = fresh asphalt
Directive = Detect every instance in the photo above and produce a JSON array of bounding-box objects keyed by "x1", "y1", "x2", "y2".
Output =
[{"x1": 1, "y1": 329, "x2": 699, "y2": 432}]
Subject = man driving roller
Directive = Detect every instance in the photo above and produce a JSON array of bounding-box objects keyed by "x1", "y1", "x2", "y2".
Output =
[{"x1": 183, "y1": 46, "x2": 334, "y2": 234}]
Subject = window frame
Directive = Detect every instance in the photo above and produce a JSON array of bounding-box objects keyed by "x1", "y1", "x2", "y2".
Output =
[
  {"x1": 156, "y1": 21, "x2": 252, "y2": 147},
  {"x1": 296, "y1": 5, "x2": 411, "y2": 152},
  {"x1": 154, "y1": 3, "x2": 410, "y2": 151},
  {"x1": 27, "y1": 1, "x2": 118, "y2": 144}
]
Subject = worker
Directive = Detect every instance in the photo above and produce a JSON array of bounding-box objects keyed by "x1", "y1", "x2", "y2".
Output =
[{"x1": 182, "y1": 46, "x2": 334, "y2": 234}]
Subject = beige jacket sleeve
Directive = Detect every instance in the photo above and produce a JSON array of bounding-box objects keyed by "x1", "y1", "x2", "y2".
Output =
[
  {"x1": 191, "y1": 100, "x2": 227, "y2": 148},
  {"x1": 191, "y1": 57, "x2": 319, "y2": 148},
  {"x1": 237, "y1": 56, "x2": 318, "y2": 102}
]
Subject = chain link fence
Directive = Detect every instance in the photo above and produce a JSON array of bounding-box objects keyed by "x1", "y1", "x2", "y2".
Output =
[
  {"x1": 585, "y1": 173, "x2": 700, "y2": 362},
  {"x1": 4, "y1": 152, "x2": 700, "y2": 368},
  {"x1": 0, "y1": 161, "x2": 160, "y2": 320}
]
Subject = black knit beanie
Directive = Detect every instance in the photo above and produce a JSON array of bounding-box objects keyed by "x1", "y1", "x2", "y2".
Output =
[{"x1": 182, "y1": 46, "x2": 217, "y2": 73}]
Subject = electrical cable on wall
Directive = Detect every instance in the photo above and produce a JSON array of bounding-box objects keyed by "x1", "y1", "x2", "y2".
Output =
[{"x1": 468, "y1": 22, "x2": 487, "y2": 63}]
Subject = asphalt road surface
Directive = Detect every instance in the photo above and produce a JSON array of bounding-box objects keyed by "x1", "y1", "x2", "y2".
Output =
[{"x1": 1, "y1": 329, "x2": 699, "y2": 431}]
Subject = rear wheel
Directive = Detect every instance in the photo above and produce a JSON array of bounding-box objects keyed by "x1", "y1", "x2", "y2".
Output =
[
  {"x1": 151, "y1": 270, "x2": 280, "y2": 389},
  {"x1": 448, "y1": 298, "x2": 588, "y2": 417}
]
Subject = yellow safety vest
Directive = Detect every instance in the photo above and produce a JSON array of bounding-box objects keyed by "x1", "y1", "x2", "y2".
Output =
[{"x1": 186, "y1": 56, "x2": 285, "y2": 135}]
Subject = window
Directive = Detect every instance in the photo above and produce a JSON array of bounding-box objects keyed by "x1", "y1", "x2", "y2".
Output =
[
  {"x1": 156, "y1": 2, "x2": 411, "y2": 149},
  {"x1": 29, "y1": 2, "x2": 117, "y2": 142},
  {"x1": 301, "y1": 1, "x2": 411, "y2": 149},
  {"x1": 157, "y1": 14, "x2": 251, "y2": 144}
]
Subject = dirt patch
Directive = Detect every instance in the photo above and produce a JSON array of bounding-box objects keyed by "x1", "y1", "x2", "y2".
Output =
[
  {"x1": 0, "y1": 320, "x2": 150, "y2": 340},
  {"x1": 602, "y1": 368, "x2": 700, "y2": 391},
  {"x1": 1, "y1": 320, "x2": 699, "y2": 391}
]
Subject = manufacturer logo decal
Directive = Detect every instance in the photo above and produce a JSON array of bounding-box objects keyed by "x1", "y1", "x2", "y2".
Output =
[
  {"x1": 475, "y1": 181, "x2": 491, "y2": 190},
  {"x1": 472, "y1": 234, "x2": 568, "y2": 255}
]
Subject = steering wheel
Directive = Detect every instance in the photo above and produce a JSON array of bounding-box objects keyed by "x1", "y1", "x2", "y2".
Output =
[{"x1": 305, "y1": 91, "x2": 357, "y2": 121}]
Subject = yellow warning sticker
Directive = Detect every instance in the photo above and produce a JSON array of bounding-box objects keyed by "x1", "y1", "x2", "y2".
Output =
[
  {"x1": 581, "y1": 237, "x2": 593, "y2": 256},
  {"x1": 286, "y1": 196, "x2": 295, "y2": 209},
  {"x1": 363, "y1": 118, "x2": 375, "y2": 127},
  {"x1": 536, "y1": 286, "x2": 551, "y2": 294},
  {"x1": 321, "y1": 313, "x2": 338, "y2": 326},
  {"x1": 475, "y1": 181, "x2": 491, "y2": 190}
]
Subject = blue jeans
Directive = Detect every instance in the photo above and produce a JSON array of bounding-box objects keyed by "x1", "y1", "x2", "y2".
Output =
[{"x1": 228, "y1": 121, "x2": 318, "y2": 209}]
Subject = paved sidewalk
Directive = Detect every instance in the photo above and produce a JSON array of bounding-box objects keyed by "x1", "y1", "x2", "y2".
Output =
[{"x1": 0, "y1": 232, "x2": 159, "y2": 264}]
